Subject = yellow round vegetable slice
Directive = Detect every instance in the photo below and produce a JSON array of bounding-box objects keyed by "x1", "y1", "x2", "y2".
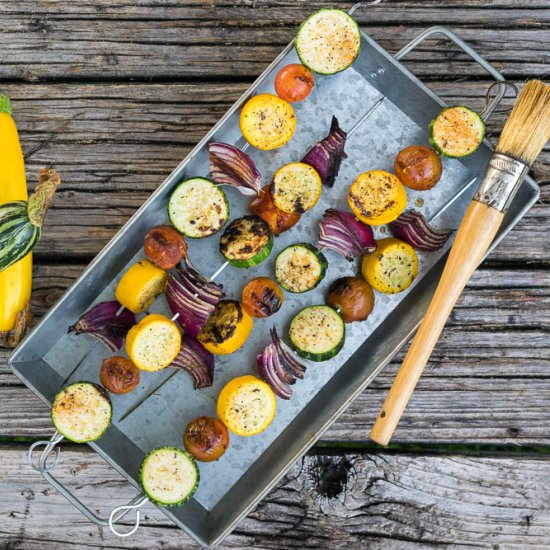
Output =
[
  {"x1": 348, "y1": 170, "x2": 407, "y2": 225},
  {"x1": 271, "y1": 162, "x2": 322, "y2": 214},
  {"x1": 115, "y1": 259, "x2": 167, "y2": 314},
  {"x1": 361, "y1": 238, "x2": 418, "y2": 294},
  {"x1": 126, "y1": 314, "x2": 181, "y2": 371},
  {"x1": 240, "y1": 94, "x2": 296, "y2": 150},
  {"x1": 217, "y1": 375, "x2": 276, "y2": 436}
]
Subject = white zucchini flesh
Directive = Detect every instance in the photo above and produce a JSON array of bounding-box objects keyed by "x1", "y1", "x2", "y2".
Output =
[
  {"x1": 275, "y1": 244, "x2": 327, "y2": 293},
  {"x1": 129, "y1": 319, "x2": 181, "y2": 371},
  {"x1": 141, "y1": 447, "x2": 199, "y2": 506}
]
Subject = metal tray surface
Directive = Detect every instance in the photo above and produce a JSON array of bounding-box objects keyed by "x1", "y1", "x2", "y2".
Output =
[{"x1": 10, "y1": 26, "x2": 539, "y2": 548}]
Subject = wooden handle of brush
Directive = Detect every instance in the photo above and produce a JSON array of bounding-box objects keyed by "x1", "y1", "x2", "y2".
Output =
[{"x1": 370, "y1": 200, "x2": 505, "y2": 446}]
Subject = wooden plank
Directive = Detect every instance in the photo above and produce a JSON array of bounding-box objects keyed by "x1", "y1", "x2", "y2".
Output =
[{"x1": 1, "y1": 444, "x2": 550, "y2": 548}]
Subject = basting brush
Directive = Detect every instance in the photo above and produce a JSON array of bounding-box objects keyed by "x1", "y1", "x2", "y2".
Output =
[{"x1": 370, "y1": 80, "x2": 550, "y2": 446}]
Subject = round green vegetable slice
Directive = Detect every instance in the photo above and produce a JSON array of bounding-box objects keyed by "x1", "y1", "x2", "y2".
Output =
[
  {"x1": 140, "y1": 447, "x2": 199, "y2": 507},
  {"x1": 168, "y1": 178, "x2": 229, "y2": 238},
  {"x1": 275, "y1": 243, "x2": 327, "y2": 293},
  {"x1": 295, "y1": 9, "x2": 361, "y2": 75}
]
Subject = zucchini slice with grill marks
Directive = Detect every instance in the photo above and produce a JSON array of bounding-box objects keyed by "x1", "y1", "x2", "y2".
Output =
[
  {"x1": 429, "y1": 106, "x2": 485, "y2": 158},
  {"x1": 275, "y1": 243, "x2": 327, "y2": 293},
  {"x1": 289, "y1": 305, "x2": 345, "y2": 361},
  {"x1": 219, "y1": 215, "x2": 273, "y2": 268},
  {"x1": 140, "y1": 447, "x2": 199, "y2": 507},
  {"x1": 51, "y1": 382, "x2": 112, "y2": 443},
  {"x1": 168, "y1": 177, "x2": 229, "y2": 238},
  {"x1": 271, "y1": 162, "x2": 322, "y2": 214},
  {"x1": 295, "y1": 9, "x2": 361, "y2": 75}
]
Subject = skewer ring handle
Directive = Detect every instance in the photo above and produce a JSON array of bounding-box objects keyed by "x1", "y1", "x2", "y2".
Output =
[
  {"x1": 27, "y1": 431, "x2": 64, "y2": 472},
  {"x1": 109, "y1": 495, "x2": 149, "y2": 537}
]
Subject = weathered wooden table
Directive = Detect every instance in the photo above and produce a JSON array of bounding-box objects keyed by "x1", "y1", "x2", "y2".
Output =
[{"x1": 1, "y1": 1, "x2": 549, "y2": 548}]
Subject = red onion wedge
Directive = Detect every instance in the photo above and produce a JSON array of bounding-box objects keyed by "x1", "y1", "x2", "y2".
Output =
[
  {"x1": 68, "y1": 300, "x2": 136, "y2": 352},
  {"x1": 319, "y1": 208, "x2": 377, "y2": 261},
  {"x1": 389, "y1": 210, "x2": 453, "y2": 252},
  {"x1": 172, "y1": 335, "x2": 215, "y2": 389},
  {"x1": 301, "y1": 116, "x2": 347, "y2": 188},
  {"x1": 208, "y1": 141, "x2": 262, "y2": 196},
  {"x1": 165, "y1": 263, "x2": 224, "y2": 337},
  {"x1": 257, "y1": 327, "x2": 307, "y2": 400}
]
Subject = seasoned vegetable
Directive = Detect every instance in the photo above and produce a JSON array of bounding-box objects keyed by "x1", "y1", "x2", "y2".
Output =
[
  {"x1": 115, "y1": 259, "x2": 167, "y2": 314},
  {"x1": 348, "y1": 169, "x2": 407, "y2": 225},
  {"x1": 184, "y1": 417, "x2": 229, "y2": 462},
  {"x1": 144, "y1": 225, "x2": 188, "y2": 269},
  {"x1": 217, "y1": 375, "x2": 276, "y2": 436},
  {"x1": 126, "y1": 314, "x2": 181, "y2": 371},
  {"x1": 165, "y1": 264, "x2": 225, "y2": 338},
  {"x1": 242, "y1": 277, "x2": 284, "y2": 318},
  {"x1": 389, "y1": 210, "x2": 452, "y2": 252},
  {"x1": 274, "y1": 63, "x2": 314, "y2": 103},
  {"x1": 208, "y1": 141, "x2": 262, "y2": 196},
  {"x1": 394, "y1": 145, "x2": 442, "y2": 191},
  {"x1": 240, "y1": 94, "x2": 296, "y2": 150},
  {"x1": 51, "y1": 382, "x2": 112, "y2": 443},
  {"x1": 68, "y1": 300, "x2": 137, "y2": 353},
  {"x1": 275, "y1": 243, "x2": 327, "y2": 293},
  {"x1": 219, "y1": 215, "x2": 273, "y2": 268},
  {"x1": 0, "y1": 169, "x2": 61, "y2": 273},
  {"x1": 326, "y1": 276, "x2": 375, "y2": 323},
  {"x1": 301, "y1": 116, "x2": 347, "y2": 187},
  {"x1": 361, "y1": 238, "x2": 418, "y2": 294},
  {"x1": 197, "y1": 300, "x2": 253, "y2": 355},
  {"x1": 429, "y1": 106, "x2": 485, "y2": 157},
  {"x1": 168, "y1": 177, "x2": 229, "y2": 238},
  {"x1": 295, "y1": 9, "x2": 361, "y2": 75},
  {"x1": 99, "y1": 356, "x2": 140, "y2": 394},
  {"x1": 0, "y1": 95, "x2": 32, "y2": 346},
  {"x1": 140, "y1": 447, "x2": 199, "y2": 507},
  {"x1": 249, "y1": 185, "x2": 300, "y2": 236},
  {"x1": 171, "y1": 335, "x2": 215, "y2": 389},
  {"x1": 318, "y1": 208, "x2": 376, "y2": 261},
  {"x1": 271, "y1": 162, "x2": 322, "y2": 214},
  {"x1": 289, "y1": 305, "x2": 345, "y2": 361}
]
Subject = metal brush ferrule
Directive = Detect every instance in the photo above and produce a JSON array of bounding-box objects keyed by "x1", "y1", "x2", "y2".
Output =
[{"x1": 474, "y1": 153, "x2": 529, "y2": 212}]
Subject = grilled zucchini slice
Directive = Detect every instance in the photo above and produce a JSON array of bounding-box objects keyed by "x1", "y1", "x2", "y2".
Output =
[
  {"x1": 295, "y1": 9, "x2": 361, "y2": 75},
  {"x1": 219, "y1": 215, "x2": 273, "y2": 268},
  {"x1": 51, "y1": 382, "x2": 112, "y2": 443},
  {"x1": 168, "y1": 178, "x2": 229, "y2": 238},
  {"x1": 275, "y1": 243, "x2": 327, "y2": 293},
  {"x1": 429, "y1": 106, "x2": 485, "y2": 157},
  {"x1": 140, "y1": 447, "x2": 199, "y2": 507},
  {"x1": 289, "y1": 305, "x2": 345, "y2": 361},
  {"x1": 271, "y1": 162, "x2": 322, "y2": 214}
]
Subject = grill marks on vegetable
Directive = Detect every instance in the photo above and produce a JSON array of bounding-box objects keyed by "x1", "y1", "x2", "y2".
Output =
[
  {"x1": 275, "y1": 243, "x2": 327, "y2": 293},
  {"x1": 199, "y1": 300, "x2": 242, "y2": 345}
]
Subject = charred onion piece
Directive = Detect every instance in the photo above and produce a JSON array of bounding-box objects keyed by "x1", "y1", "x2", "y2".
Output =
[
  {"x1": 208, "y1": 141, "x2": 262, "y2": 195},
  {"x1": 68, "y1": 300, "x2": 136, "y2": 352},
  {"x1": 144, "y1": 225, "x2": 188, "y2": 269},
  {"x1": 184, "y1": 416, "x2": 229, "y2": 462},
  {"x1": 318, "y1": 208, "x2": 376, "y2": 260},
  {"x1": 326, "y1": 277, "x2": 375, "y2": 323},
  {"x1": 301, "y1": 116, "x2": 347, "y2": 187},
  {"x1": 100, "y1": 356, "x2": 140, "y2": 394},
  {"x1": 389, "y1": 210, "x2": 452, "y2": 252},
  {"x1": 249, "y1": 185, "x2": 300, "y2": 236},
  {"x1": 242, "y1": 277, "x2": 284, "y2": 318},
  {"x1": 171, "y1": 335, "x2": 215, "y2": 389}
]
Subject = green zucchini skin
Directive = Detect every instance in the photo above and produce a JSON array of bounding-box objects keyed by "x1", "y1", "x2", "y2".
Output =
[
  {"x1": 295, "y1": 9, "x2": 361, "y2": 75},
  {"x1": 0, "y1": 201, "x2": 40, "y2": 272},
  {"x1": 140, "y1": 447, "x2": 199, "y2": 507},
  {"x1": 51, "y1": 382, "x2": 112, "y2": 444},
  {"x1": 275, "y1": 243, "x2": 327, "y2": 293},
  {"x1": 168, "y1": 177, "x2": 229, "y2": 238},
  {"x1": 289, "y1": 305, "x2": 345, "y2": 361},
  {"x1": 429, "y1": 106, "x2": 485, "y2": 158}
]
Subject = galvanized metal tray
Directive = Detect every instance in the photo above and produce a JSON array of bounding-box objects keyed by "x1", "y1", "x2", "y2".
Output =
[{"x1": 11, "y1": 10, "x2": 540, "y2": 548}]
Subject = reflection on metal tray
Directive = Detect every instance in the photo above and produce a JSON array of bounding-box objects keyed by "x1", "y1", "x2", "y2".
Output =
[{"x1": 11, "y1": 20, "x2": 539, "y2": 549}]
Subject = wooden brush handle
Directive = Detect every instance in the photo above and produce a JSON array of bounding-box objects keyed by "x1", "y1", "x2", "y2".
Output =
[{"x1": 370, "y1": 200, "x2": 505, "y2": 446}]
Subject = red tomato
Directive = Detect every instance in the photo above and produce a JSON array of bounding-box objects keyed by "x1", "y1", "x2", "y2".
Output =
[{"x1": 274, "y1": 64, "x2": 314, "y2": 102}]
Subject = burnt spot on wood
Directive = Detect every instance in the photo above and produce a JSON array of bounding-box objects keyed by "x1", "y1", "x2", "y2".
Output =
[{"x1": 308, "y1": 455, "x2": 353, "y2": 499}]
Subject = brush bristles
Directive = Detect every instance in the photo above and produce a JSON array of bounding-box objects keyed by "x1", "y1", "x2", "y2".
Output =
[{"x1": 496, "y1": 80, "x2": 550, "y2": 166}]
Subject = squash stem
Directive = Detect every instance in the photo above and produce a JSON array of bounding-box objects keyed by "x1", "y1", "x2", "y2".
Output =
[
  {"x1": 27, "y1": 169, "x2": 61, "y2": 228},
  {"x1": 0, "y1": 95, "x2": 12, "y2": 115}
]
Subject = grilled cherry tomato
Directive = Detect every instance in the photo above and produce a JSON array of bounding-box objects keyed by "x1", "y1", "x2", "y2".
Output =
[
  {"x1": 100, "y1": 356, "x2": 140, "y2": 394},
  {"x1": 184, "y1": 416, "x2": 229, "y2": 462},
  {"x1": 144, "y1": 225, "x2": 188, "y2": 269},
  {"x1": 242, "y1": 277, "x2": 284, "y2": 318},
  {"x1": 274, "y1": 64, "x2": 314, "y2": 103}
]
